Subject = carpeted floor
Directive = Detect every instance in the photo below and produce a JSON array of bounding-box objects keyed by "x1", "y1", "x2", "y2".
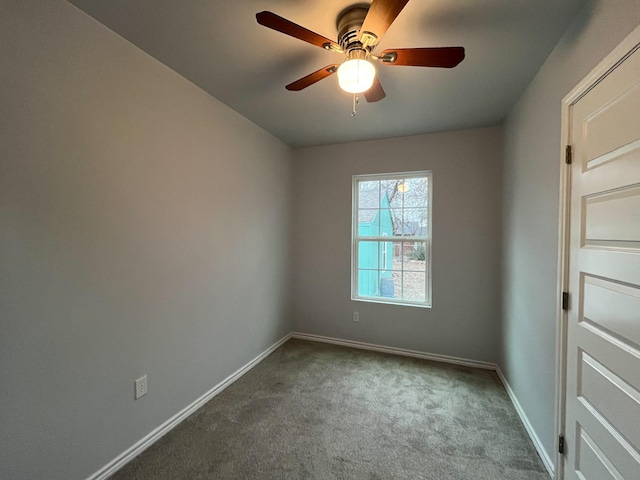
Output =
[{"x1": 110, "y1": 339, "x2": 548, "y2": 479}]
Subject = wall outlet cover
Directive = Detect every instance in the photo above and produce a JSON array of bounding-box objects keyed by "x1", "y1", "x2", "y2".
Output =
[{"x1": 135, "y1": 375, "x2": 147, "y2": 399}]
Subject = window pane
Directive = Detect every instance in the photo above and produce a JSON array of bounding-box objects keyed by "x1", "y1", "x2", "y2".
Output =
[
  {"x1": 403, "y1": 272, "x2": 425, "y2": 302},
  {"x1": 401, "y1": 240, "x2": 426, "y2": 301},
  {"x1": 360, "y1": 209, "x2": 382, "y2": 236},
  {"x1": 388, "y1": 242, "x2": 404, "y2": 299},
  {"x1": 402, "y1": 208, "x2": 427, "y2": 236},
  {"x1": 358, "y1": 269, "x2": 379, "y2": 297},
  {"x1": 403, "y1": 241, "x2": 426, "y2": 266},
  {"x1": 379, "y1": 239, "x2": 394, "y2": 272},
  {"x1": 389, "y1": 208, "x2": 403, "y2": 235},
  {"x1": 403, "y1": 177, "x2": 428, "y2": 207},
  {"x1": 381, "y1": 179, "x2": 400, "y2": 204},
  {"x1": 358, "y1": 181, "x2": 379, "y2": 208},
  {"x1": 392, "y1": 269, "x2": 403, "y2": 299},
  {"x1": 358, "y1": 181, "x2": 387, "y2": 237},
  {"x1": 374, "y1": 208, "x2": 390, "y2": 237},
  {"x1": 390, "y1": 241, "x2": 403, "y2": 268},
  {"x1": 358, "y1": 241, "x2": 379, "y2": 269},
  {"x1": 388, "y1": 184, "x2": 404, "y2": 209}
]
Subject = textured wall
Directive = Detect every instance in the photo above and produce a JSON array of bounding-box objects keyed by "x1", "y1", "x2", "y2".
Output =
[
  {"x1": 501, "y1": 0, "x2": 640, "y2": 467},
  {"x1": 0, "y1": 1, "x2": 292, "y2": 479},
  {"x1": 292, "y1": 126, "x2": 503, "y2": 363}
]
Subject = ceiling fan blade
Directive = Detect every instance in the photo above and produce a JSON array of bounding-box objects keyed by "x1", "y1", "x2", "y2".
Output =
[
  {"x1": 380, "y1": 47, "x2": 465, "y2": 67},
  {"x1": 256, "y1": 11, "x2": 340, "y2": 51},
  {"x1": 364, "y1": 76, "x2": 386, "y2": 102},
  {"x1": 357, "y1": 0, "x2": 410, "y2": 45},
  {"x1": 286, "y1": 65, "x2": 339, "y2": 91}
]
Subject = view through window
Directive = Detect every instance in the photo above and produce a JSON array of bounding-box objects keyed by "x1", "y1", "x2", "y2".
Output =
[{"x1": 352, "y1": 172, "x2": 432, "y2": 307}]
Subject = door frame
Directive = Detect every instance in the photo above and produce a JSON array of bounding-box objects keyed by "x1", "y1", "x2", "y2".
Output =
[{"x1": 554, "y1": 24, "x2": 640, "y2": 480}]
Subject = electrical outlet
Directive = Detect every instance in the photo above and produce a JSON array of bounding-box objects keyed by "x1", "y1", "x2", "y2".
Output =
[
  {"x1": 353, "y1": 311, "x2": 360, "y2": 322},
  {"x1": 135, "y1": 375, "x2": 147, "y2": 399}
]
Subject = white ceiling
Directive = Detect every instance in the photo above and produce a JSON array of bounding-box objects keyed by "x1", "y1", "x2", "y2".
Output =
[{"x1": 67, "y1": 0, "x2": 586, "y2": 147}]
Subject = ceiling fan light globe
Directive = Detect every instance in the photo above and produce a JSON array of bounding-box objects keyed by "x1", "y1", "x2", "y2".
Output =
[{"x1": 337, "y1": 59, "x2": 375, "y2": 94}]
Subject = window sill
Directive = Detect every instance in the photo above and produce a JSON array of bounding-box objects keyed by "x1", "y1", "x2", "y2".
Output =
[{"x1": 352, "y1": 297, "x2": 432, "y2": 309}]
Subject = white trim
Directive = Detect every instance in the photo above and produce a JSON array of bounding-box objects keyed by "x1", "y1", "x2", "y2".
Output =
[
  {"x1": 85, "y1": 333, "x2": 292, "y2": 480},
  {"x1": 562, "y1": 26, "x2": 640, "y2": 108},
  {"x1": 555, "y1": 24, "x2": 640, "y2": 480},
  {"x1": 291, "y1": 332, "x2": 495, "y2": 370},
  {"x1": 554, "y1": 74, "x2": 572, "y2": 480},
  {"x1": 86, "y1": 331, "x2": 555, "y2": 480},
  {"x1": 496, "y1": 367, "x2": 555, "y2": 478}
]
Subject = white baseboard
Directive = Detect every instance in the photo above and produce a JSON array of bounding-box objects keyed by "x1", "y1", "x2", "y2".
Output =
[
  {"x1": 87, "y1": 331, "x2": 552, "y2": 480},
  {"x1": 495, "y1": 367, "x2": 554, "y2": 478},
  {"x1": 294, "y1": 332, "x2": 553, "y2": 477},
  {"x1": 86, "y1": 332, "x2": 292, "y2": 480},
  {"x1": 291, "y1": 332, "x2": 496, "y2": 370}
]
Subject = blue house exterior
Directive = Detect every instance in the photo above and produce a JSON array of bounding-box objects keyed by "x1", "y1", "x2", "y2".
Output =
[{"x1": 358, "y1": 192, "x2": 394, "y2": 297}]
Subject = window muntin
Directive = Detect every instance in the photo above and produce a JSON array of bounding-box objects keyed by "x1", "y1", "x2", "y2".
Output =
[{"x1": 352, "y1": 172, "x2": 432, "y2": 307}]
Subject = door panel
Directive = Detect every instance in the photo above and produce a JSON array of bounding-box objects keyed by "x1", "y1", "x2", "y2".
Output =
[
  {"x1": 582, "y1": 275, "x2": 640, "y2": 347},
  {"x1": 583, "y1": 83, "x2": 640, "y2": 164},
  {"x1": 564, "y1": 42, "x2": 640, "y2": 480},
  {"x1": 584, "y1": 186, "x2": 640, "y2": 247},
  {"x1": 575, "y1": 426, "x2": 624, "y2": 480},
  {"x1": 579, "y1": 352, "x2": 640, "y2": 448}
]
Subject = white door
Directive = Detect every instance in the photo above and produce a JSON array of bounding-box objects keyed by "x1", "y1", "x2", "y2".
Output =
[{"x1": 563, "y1": 36, "x2": 640, "y2": 480}]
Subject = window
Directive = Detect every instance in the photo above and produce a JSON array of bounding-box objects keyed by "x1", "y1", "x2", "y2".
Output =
[{"x1": 352, "y1": 171, "x2": 432, "y2": 307}]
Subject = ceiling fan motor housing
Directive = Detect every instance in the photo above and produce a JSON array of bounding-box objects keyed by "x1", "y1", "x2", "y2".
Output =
[{"x1": 336, "y1": 6, "x2": 373, "y2": 54}]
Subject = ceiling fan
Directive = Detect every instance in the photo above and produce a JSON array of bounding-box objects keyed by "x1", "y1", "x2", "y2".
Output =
[{"x1": 256, "y1": 0, "x2": 465, "y2": 104}]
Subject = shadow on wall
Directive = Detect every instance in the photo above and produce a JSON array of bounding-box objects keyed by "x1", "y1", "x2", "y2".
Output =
[{"x1": 559, "y1": 0, "x2": 599, "y2": 50}]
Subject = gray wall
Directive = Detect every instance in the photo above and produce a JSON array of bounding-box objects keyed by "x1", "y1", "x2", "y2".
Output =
[
  {"x1": 292, "y1": 127, "x2": 503, "y2": 363},
  {"x1": 0, "y1": 1, "x2": 292, "y2": 479},
  {"x1": 500, "y1": 0, "x2": 640, "y2": 467},
  {"x1": 4, "y1": 0, "x2": 638, "y2": 478}
]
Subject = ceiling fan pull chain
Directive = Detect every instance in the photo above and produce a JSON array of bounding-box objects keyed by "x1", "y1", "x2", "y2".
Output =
[{"x1": 351, "y1": 93, "x2": 359, "y2": 117}]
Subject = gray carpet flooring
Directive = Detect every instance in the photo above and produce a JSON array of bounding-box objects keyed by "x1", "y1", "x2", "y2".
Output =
[{"x1": 110, "y1": 339, "x2": 548, "y2": 479}]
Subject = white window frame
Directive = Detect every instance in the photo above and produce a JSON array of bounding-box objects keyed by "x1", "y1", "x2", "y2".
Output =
[{"x1": 351, "y1": 171, "x2": 433, "y2": 308}]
